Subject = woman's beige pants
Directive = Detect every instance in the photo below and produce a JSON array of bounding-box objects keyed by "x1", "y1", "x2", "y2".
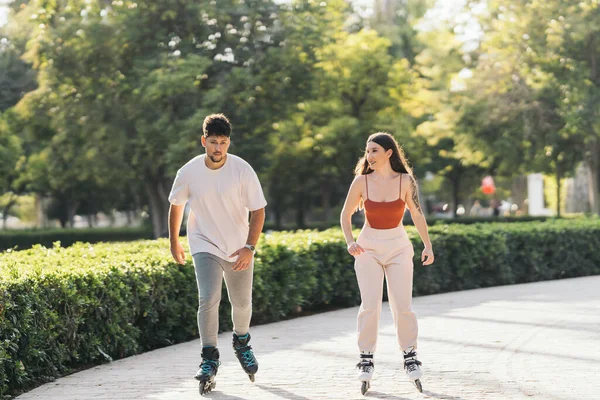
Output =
[{"x1": 354, "y1": 225, "x2": 418, "y2": 354}]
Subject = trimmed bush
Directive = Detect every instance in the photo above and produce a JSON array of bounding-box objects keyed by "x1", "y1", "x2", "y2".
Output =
[
  {"x1": 1, "y1": 218, "x2": 599, "y2": 397},
  {"x1": 0, "y1": 227, "x2": 154, "y2": 252},
  {"x1": 425, "y1": 215, "x2": 557, "y2": 225},
  {"x1": 262, "y1": 215, "x2": 564, "y2": 231},
  {"x1": 0, "y1": 241, "x2": 197, "y2": 397},
  {"x1": 0, "y1": 215, "x2": 565, "y2": 254}
]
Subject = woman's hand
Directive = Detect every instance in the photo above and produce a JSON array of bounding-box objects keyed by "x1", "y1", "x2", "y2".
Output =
[
  {"x1": 421, "y1": 246, "x2": 434, "y2": 266},
  {"x1": 347, "y1": 242, "x2": 365, "y2": 257}
]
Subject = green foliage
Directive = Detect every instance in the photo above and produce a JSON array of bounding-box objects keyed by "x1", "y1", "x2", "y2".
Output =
[
  {"x1": 261, "y1": 215, "x2": 561, "y2": 231},
  {"x1": 264, "y1": 24, "x2": 420, "y2": 226},
  {"x1": 0, "y1": 33, "x2": 37, "y2": 112},
  {"x1": 425, "y1": 215, "x2": 563, "y2": 226},
  {"x1": 415, "y1": 218, "x2": 600, "y2": 294},
  {"x1": 2, "y1": 0, "x2": 599, "y2": 241},
  {"x1": 1, "y1": 195, "x2": 36, "y2": 223},
  {"x1": 0, "y1": 227, "x2": 153, "y2": 252},
  {"x1": 1, "y1": 218, "x2": 599, "y2": 396},
  {"x1": 0, "y1": 117, "x2": 22, "y2": 193},
  {"x1": 0, "y1": 240, "x2": 197, "y2": 396},
  {"x1": 5, "y1": 0, "x2": 301, "y2": 236},
  {"x1": 461, "y1": 0, "x2": 598, "y2": 207}
]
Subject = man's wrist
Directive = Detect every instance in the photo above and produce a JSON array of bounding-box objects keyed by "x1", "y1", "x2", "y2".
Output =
[{"x1": 244, "y1": 244, "x2": 256, "y2": 253}]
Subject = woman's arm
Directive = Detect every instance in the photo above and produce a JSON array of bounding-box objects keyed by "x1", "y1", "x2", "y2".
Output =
[
  {"x1": 340, "y1": 176, "x2": 365, "y2": 256},
  {"x1": 405, "y1": 175, "x2": 435, "y2": 265}
]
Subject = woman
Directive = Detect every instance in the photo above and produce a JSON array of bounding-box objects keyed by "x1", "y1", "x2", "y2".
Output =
[{"x1": 340, "y1": 132, "x2": 434, "y2": 394}]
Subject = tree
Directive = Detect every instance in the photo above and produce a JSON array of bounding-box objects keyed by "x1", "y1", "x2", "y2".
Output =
[
  {"x1": 396, "y1": 22, "x2": 488, "y2": 216},
  {"x1": 463, "y1": 0, "x2": 590, "y2": 214},
  {"x1": 14, "y1": 0, "x2": 297, "y2": 235},
  {"x1": 372, "y1": 0, "x2": 432, "y2": 63},
  {"x1": 468, "y1": 1, "x2": 600, "y2": 212},
  {"x1": 0, "y1": 111, "x2": 22, "y2": 228},
  {"x1": 265, "y1": 27, "x2": 417, "y2": 226},
  {"x1": 0, "y1": 37, "x2": 36, "y2": 111}
]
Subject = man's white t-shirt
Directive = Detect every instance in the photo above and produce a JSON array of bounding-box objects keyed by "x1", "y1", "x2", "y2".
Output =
[{"x1": 168, "y1": 154, "x2": 267, "y2": 262}]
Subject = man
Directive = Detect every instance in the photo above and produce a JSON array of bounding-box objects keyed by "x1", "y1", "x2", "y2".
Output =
[{"x1": 168, "y1": 113, "x2": 267, "y2": 395}]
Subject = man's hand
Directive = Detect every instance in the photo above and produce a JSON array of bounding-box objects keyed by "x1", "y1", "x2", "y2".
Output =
[
  {"x1": 230, "y1": 247, "x2": 254, "y2": 271},
  {"x1": 170, "y1": 240, "x2": 186, "y2": 265}
]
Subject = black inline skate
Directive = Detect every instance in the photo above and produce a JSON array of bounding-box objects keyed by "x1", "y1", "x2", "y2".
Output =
[
  {"x1": 232, "y1": 333, "x2": 258, "y2": 382},
  {"x1": 195, "y1": 346, "x2": 221, "y2": 395}
]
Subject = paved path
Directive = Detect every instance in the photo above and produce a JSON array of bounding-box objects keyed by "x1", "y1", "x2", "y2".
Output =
[{"x1": 18, "y1": 276, "x2": 600, "y2": 400}]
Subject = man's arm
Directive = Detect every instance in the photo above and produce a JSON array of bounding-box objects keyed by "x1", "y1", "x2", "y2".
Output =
[
  {"x1": 169, "y1": 204, "x2": 186, "y2": 264},
  {"x1": 246, "y1": 207, "x2": 266, "y2": 246},
  {"x1": 230, "y1": 207, "x2": 265, "y2": 271}
]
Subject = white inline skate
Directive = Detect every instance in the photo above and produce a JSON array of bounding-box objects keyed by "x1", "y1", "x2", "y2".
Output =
[
  {"x1": 356, "y1": 354, "x2": 374, "y2": 395},
  {"x1": 403, "y1": 347, "x2": 423, "y2": 392}
]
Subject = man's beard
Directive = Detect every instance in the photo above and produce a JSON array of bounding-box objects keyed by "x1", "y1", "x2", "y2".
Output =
[{"x1": 209, "y1": 153, "x2": 224, "y2": 163}]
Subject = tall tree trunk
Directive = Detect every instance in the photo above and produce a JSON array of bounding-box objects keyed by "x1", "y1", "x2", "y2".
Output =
[
  {"x1": 556, "y1": 163, "x2": 561, "y2": 217},
  {"x1": 145, "y1": 180, "x2": 170, "y2": 238},
  {"x1": 450, "y1": 173, "x2": 460, "y2": 218},
  {"x1": 2, "y1": 194, "x2": 17, "y2": 230},
  {"x1": 35, "y1": 194, "x2": 43, "y2": 228},
  {"x1": 374, "y1": 0, "x2": 396, "y2": 24},
  {"x1": 586, "y1": 139, "x2": 600, "y2": 215},
  {"x1": 57, "y1": 195, "x2": 70, "y2": 228},
  {"x1": 58, "y1": 211, "x2": 68, "y2": 228},
  {"x1": 511, "y1": 175, "x2": 528, "y2": 214},
  {"x1": 320, "y1": 181, "x2": 331, "y2": 222},
  {"x1": 274, "y1": 207, "x2": 282, "y2": 230},
  {"x1": 295, "y1": 193, "x2": 306, "y2": 229},
  {"x1": 67, "y1": 199, "x2": 79, "y2": 228},
  {"x1": 588, "y1": 34, "x2": 599, "y2": 215}
]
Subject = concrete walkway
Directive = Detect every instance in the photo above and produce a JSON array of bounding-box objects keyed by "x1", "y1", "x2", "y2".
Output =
[{"x1": 18, "y1": 276, "x2": 600, "y2": 400}]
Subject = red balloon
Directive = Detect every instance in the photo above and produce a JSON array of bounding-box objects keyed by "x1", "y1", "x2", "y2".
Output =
[
  {"x1": 481, "y1": 175, "x2": 496, "y2": 194},
  {"x1": 482, "y1": 185, "x2": 495, "y2": 195}
]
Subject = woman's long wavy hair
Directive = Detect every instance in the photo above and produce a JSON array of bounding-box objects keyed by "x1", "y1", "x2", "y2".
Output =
[
  {"x1": 354, "y1": 133, "x2": 414, "y2": 210},
  {"x1": 354, "y1": 132, "x2": 413, "y2": 176}
]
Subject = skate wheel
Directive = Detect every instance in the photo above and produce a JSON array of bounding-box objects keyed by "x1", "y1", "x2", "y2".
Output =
[
  {"x1": 248, "y1": 374, "x2": 255, "y2": 382},
  {"x1": 414, "y1": 379, "x2": 423, "y2": 393},
  {"x1": 199, "y1": 380, "x2": 215, "y2": 395},
  {"x1": 361, "y1": 381, "x2": 370, "y2": 395}
]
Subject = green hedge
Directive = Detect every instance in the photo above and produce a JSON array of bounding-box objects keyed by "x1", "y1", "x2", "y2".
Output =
[
  {"x1": 0, "y1": 227, "x2": 154, "y2": 252},
  {"x1": 425, "y1": 215, "x2": 557, "y2": 225},
  {"x1": 262, "y1": 215, "x2": 565, "y2": 231},
  {"x1": 0, "y1": 215, "x2": 563, "y2": 253},
  {"x1": 1, "y1": 218, "x2": 599, "y2": 397}
]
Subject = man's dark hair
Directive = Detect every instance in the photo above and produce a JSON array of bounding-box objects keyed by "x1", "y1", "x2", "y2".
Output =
[{"x1": 203, "y1": 113, "x2": 232, "y2": 137}]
